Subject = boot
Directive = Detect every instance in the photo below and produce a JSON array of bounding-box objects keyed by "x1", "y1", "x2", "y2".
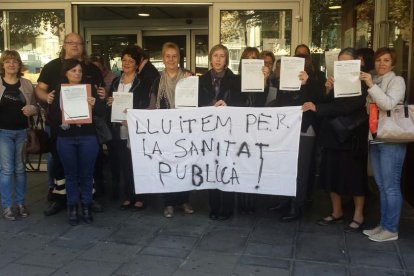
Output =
[
  {"x1": 82, "y1": 203, "x2": 93, "y2": 224},
  {"x1": 280, "y1": 202, "x2": 302, "y2": 223},
  {"x1": 68, "y1": 205, "x2": 79, "y2": 226}
]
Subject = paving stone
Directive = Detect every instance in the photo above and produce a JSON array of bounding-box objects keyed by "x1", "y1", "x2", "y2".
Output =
[
  {"x1": 197, "y1": 225, "x2": 249, "y2": 253},
  {"x1": 176, "y1": 250, "x2": 239, "y2": 275},
  {"x1": 349, "y1": 266, "x2": 405, "y2": 276},
  {"x1": 0, "y1": 263, "x2": 56, "y2": 276},
  {"x1": 79, "y1": 241, "x2": 142, "y2": 263},
  {"x1": 141, "y1": 246, "x2": 191, "y2": 259},
  {"x1": 147, "y1": 234, "x2": 198, "y2": 250},
  {"x1": 0, "y1": 249, "x2": 27, "y2": 268},
  {"x1": 249, "y1": 226, "x2": 294, "y2": 245},
  {"x1": 238, "y1": 255, "x2": 290, "y2": 269},
  {"x1": 244, "y1": 242, "x2": 292, "y2": 259},
  {"x1": 293, "y1": 260, "x2": 347, "y2": 276},
  {"x1": 115, "y1": 255, "x2": 182, "y2": 275},
  {"x1": 159, "y1": 215, "x2": 210, "y2": 237},
  {"x1": 348, "y1": 248, "x2": 403, "y2": 270},
  {"x1": 232, "y1": 264, "x2": 289, "y2": 276},
  {"x1": 16, "y1": 245, "x2": 81, "y2": 268},
  {"x1": 398, "y1": 239, "x2": 414, "y2": 270},
  {"x1": 299, "y1": 219, "x2": 344, "y2": 234},
  {"x1": 52, "y1": 259, "x2": 120, "y2": 276},
  {"x1": 295, "y1": 232, "x2": 347, "y2": 264},
  {"x1": 0, "y1": 232, "x2": 52, "y2": 254},
  {"x1": 345, "y1": 232, "x2": 396, "y2": 252},
  {"x1": 20, "y1": 218, "x2": 71, "y2": 239},
  {"x1": 105, "y1": 223, "x2": 160, "y2": 245}
]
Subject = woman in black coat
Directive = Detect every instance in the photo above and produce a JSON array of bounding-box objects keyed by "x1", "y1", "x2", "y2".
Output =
[
  {"x1": 198, "y1": 44, "x2": 248, "y2": 220},
  {"x1": 303, "y1": 48, "x2": 368, "y2": 232}
]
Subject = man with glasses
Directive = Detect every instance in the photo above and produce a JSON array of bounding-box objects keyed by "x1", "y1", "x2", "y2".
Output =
[{"x1": 36, "y1": 33, "x2": 106, "y2": 216}]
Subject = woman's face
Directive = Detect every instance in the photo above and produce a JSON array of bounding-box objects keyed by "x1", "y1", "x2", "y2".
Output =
[
  {"x1": 65, "y1": 64, "x2": 82, "y2": 84},
  {"x1": 163, "y1": 48, "x2": 179, "y2": 71},
  {"x1": 245, "y1": 52, "x2": 258, "y2": 59},
  {"x1": 338, "y1": 53, "x2": 354, "y2": 61},
  {"x1": 375, "y1": 53, "x2": 393, "y2": 76},
  {"x1": 3, "y1": 58, "x2": 19, "y2": 76},
  {"x1": 121, "y1": 54, "x2": 138, "y2": 74},
  {"x1": 211, "y1": 49, "x2": 227, "y2": 72}
]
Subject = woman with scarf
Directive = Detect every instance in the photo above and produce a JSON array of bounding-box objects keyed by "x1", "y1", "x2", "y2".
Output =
[
  {"x1": 149, "y1": 42, "x2": 194, "y2": 218},
  {"x1": 198, "y1": 44, "x2": 248, "y2": 220}
]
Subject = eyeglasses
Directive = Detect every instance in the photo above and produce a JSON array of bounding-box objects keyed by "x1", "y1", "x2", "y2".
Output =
[{"x1": 65, "y1": 41, "x2": 83, "y2": 46}]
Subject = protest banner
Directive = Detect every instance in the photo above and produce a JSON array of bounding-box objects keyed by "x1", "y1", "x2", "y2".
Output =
[{"x1": 127, "y1": 106, "x2": 302, "y2": 196}]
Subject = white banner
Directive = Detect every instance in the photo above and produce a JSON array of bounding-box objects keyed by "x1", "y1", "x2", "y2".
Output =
[{"x1": 127, "y1": 106, "x2": 302, "y2": 196}]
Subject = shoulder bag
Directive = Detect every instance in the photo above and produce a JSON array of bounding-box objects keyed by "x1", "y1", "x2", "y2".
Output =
[{"x1": 369, "y1": 102, "x2": 414, "y2": 143}]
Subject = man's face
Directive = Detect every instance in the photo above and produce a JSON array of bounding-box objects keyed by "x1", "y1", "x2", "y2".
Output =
[{"x1": 63, "y1": 34, "x2": 84, "y2": 59}]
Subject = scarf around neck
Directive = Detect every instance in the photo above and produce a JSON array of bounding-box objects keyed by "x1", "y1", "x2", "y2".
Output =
[{"x1": 156, "y1": 68, "x2": 185, "y2": 109}]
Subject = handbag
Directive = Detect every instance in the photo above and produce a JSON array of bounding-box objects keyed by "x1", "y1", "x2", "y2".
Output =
[
  {"x1": 369, "y1": 103, "x2": 414, "y2": 143},
  {"x1": 328, "y1": 109, "x2": 368, "y2": 143},
  {"x1": 93, "y1": 115, "x2": 112, "y2": 144},
  {"x1": 25, "y1": 112, "x2": 50, "y2": 155}
]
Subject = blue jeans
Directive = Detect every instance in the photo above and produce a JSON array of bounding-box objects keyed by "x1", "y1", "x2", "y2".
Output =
[
  {"x1": 57, "y1": 136, "x2": 99, "y2": 205},
  {"x1": 0, "y1": 128, "x2": 27, "y2": 208},
  {"x1": 44, "y1": 125, "x2": 54, "y2": 188},
  {"x1": 370, "y1": 143, "x2": 407, "y2": 233}
]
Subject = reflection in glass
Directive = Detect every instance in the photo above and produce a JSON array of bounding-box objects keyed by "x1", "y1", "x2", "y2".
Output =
[
  {"x1": 220, "y1": 10, "x2": 292, "y2": 74},
  {"x1": 355, "y1": 0, "x2": 374, "y2": 49},
  {"x1": 195, "y1": 35, "x2": 208, "y2": 76},
  {"x1": 1, "y1": 10, "x2": 65, "y2": 83},
  {"x1": 143, "y1": 35, "x2": 187, "y2": 71},
  {"x1": 388, "y1": 0, "x2": 411, "y2": 80},
  {"x1": 91, "y1": 34, "x2": 137, "y2": 77}
]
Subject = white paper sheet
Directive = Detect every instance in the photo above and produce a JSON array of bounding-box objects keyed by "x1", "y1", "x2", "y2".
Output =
[
  {"x1": 279, "y1": 57, "x2": 305, "y2": 91},
  {"x1": 111, "y1": 92, "x2": 133, "y2": 122},
  {"x1": 325, "y1": 49, "x2": 340, "y2": 79},
  {"x1": 241, "y1": 59, "x2": 264, "y2": 92},
  {"x1": 333, "y1": 60, "x2": 362, "y2": 98},
  {"x1": 61, "y1": 84, "x2": 89, "y2": 120},
  {"x1": 175, "y1": 76, "x2": 199, "y2": 108}
]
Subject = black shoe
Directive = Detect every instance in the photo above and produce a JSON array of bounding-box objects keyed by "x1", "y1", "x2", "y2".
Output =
[
  {"x1": 44, "y1": 201, "x2": 66, "y2": 216},
  {"x1": 268, "y1": 201, "x2": 289, "y2": 212},
  {"x1": 209, "y1": 212, "x2": 219, "y2": 220},
  {"x1": 91, "y1": 201, "x2": 103, "y2": 213},
  {"x1": 82, "y1": 204, "x2": 93, "y2": 224},
  {"x1": 280, "y1": 207, "x2": 302, "y2": 222},
  {"x1": 68, "y1": 205, "x2": 79, "y2": 226},
  {"x1": 218, "y1": 212, "x2": 233, "y2": 221}
]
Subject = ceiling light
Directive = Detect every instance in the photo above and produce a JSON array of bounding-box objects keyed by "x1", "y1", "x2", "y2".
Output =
[
  {"x1": 138, "y1": 13, "x2": 150, "y2": 17},
  {"x1": 329, "y1": 5, "x2": 341, "y2": 9},
  {"x1": 328, "y1": 0, "x2": 342, "y2": 9}
]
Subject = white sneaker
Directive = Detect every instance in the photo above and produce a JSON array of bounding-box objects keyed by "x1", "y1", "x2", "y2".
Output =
[
  {"x1": 362, "y1": 225, "x2": 382, "y2": 237},
  {"x1": 163, "y1": 206, "x2": 174, "y2": 218},
  {"x1": 368, "y1": 229, "x2": 398, "y2": 242},
  {"x1": 182, "y1": 203, "x2": 194, "y2": 214}
]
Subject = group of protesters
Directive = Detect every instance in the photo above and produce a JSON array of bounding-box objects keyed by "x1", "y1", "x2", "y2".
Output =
[{"x1": 0, "y1": 32, "x2": 406, "y2": 242}]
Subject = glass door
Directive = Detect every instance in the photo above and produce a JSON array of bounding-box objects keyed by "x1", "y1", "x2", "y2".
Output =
[
  {"x1": 211, "y1": 2, "x2": 301, "y2": 73},
  {"x1": 142, "y1": 31, "x2": 190, "y2": 71},
  {"x1": 0, "y1": 3, "x2": 71, "y2": 83}
]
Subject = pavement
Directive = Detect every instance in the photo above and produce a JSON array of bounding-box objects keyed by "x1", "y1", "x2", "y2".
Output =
[{"x1": 0, "y1": 172, "x2": 414, "y2": 276}]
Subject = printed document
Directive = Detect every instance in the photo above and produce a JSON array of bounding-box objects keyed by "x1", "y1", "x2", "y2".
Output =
[
  {"x1": 279, "y1": 57, "x2": 305, "y2": 91},
  {"x1": 175, "y1": 76, "x2": 199, "y2": 108},
  {"x1": 334, "y1": 60, "x2": 361, "y2": 98},
  {"x1": 241, "y1": 59, "x2": 264, "y2": 92},
  {"x1": 111, "y1": 92, "x2": 133, "y2": 122}
]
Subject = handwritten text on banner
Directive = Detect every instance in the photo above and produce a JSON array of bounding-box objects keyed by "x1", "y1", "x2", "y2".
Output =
[{"x1": 127, "y1": 106, "x2": 302, "y2": 196}]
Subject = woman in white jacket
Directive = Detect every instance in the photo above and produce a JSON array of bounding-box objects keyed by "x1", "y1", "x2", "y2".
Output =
[{"x1": 360, "y1": 47, "x2": 406, "y2": 242}]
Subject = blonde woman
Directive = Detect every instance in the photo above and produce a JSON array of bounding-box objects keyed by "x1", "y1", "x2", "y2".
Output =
[{"x1": 0, "y1": 50, "x2": 37, "y2": 220}]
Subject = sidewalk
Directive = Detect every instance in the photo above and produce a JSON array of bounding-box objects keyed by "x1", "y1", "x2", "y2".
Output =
[{"x1": 0, "y1": 172, "x2": 413, "y2": 276}]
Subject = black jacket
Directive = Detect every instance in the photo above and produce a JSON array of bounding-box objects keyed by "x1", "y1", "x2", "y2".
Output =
[
  {"x1": 198, "y1": 68, "x2": 248, "y2": 107},
  {"x1": 316, "y1": 83, "x2": 368, "y2": 151}
]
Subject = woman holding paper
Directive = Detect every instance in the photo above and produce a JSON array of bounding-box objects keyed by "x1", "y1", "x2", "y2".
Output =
[
  {"x1": 360, "y1": 48, "x2": 406, "y2": 242},
  {"x1": 149, "y1": 42, "x2": 194, "y2": 218},
  {"x1": 303, "y1": 48, "x2": 368, "y2": 232},
  {"x1": 198, "y1": 44, "x2": 247, "y2": 220},
  {"x1": 49, "y1": 58, "x2": 104, "y2": 225},
  {"x1": 0, "y1": 50, "x2": 37, "y2": 220},
  {"x1": 107, "y1": 45, "x2": 154, "y2": 211}
]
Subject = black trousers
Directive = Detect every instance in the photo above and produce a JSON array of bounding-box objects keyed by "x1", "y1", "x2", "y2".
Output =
[
  {"x1": 209, "y1": 190, "x2": 234, "y2": 215},
  {"x1": 163, "y1": 192, "x2": 190, "y2": 207}
]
